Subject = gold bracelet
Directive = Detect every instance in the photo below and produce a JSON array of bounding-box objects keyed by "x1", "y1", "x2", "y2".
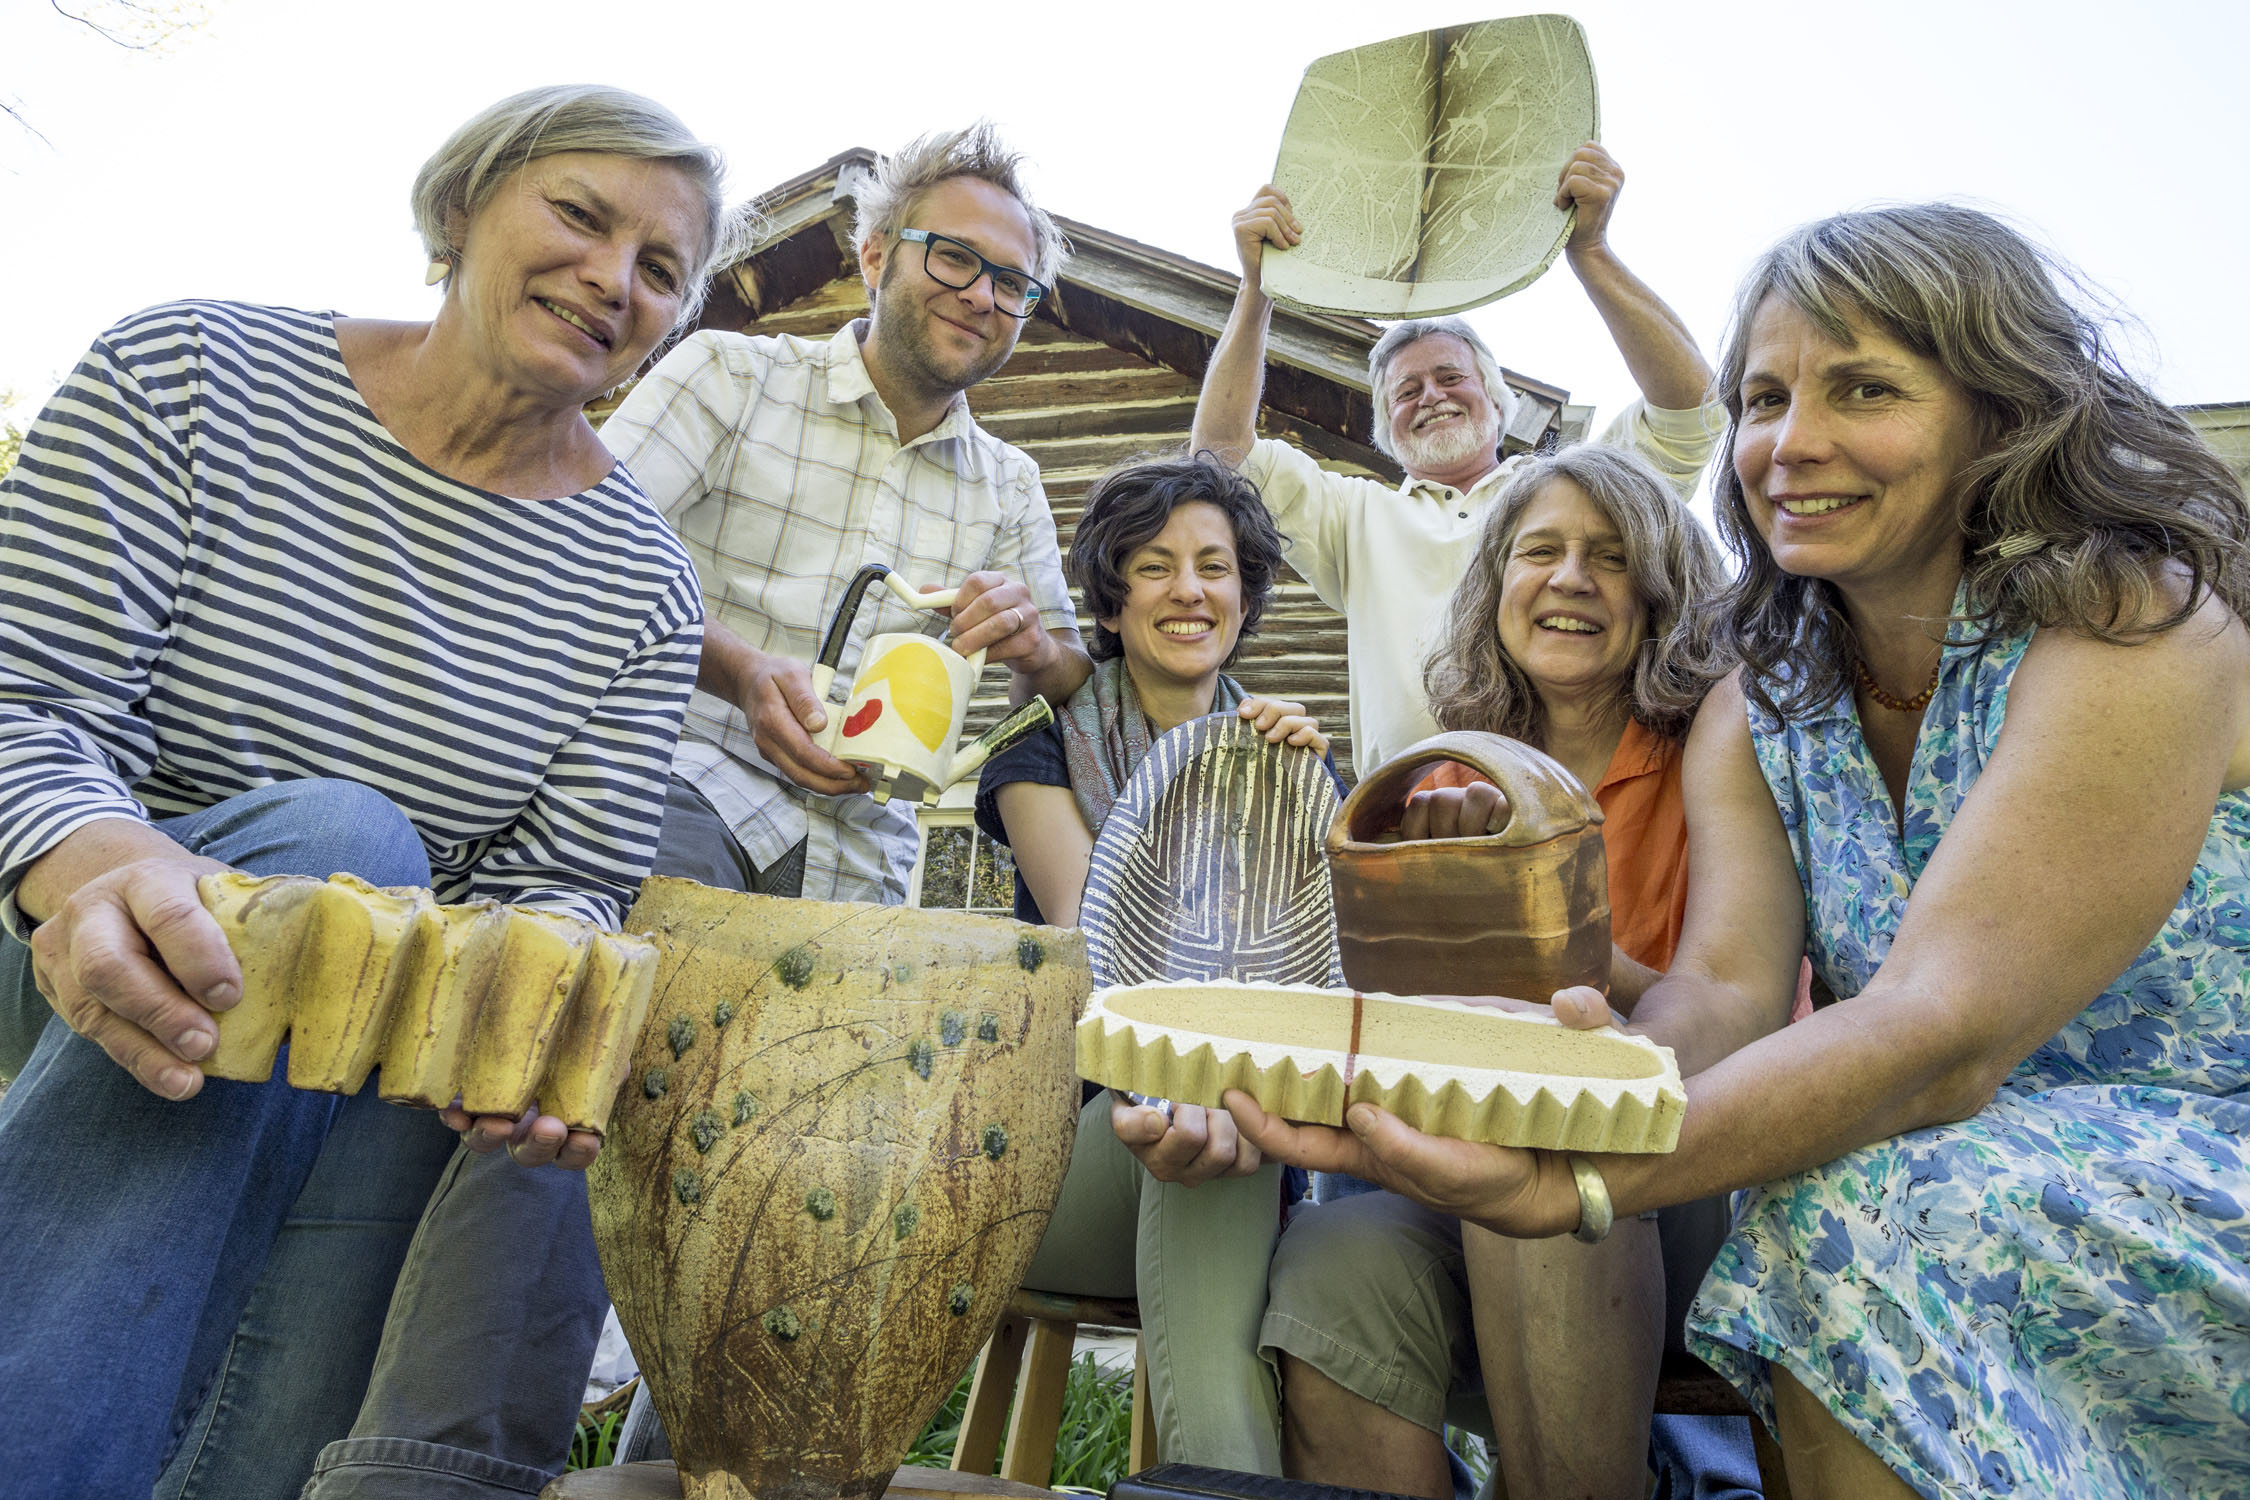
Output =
[{"x1": 1568, "y1": 1153, "x2": 1613, "y2": 1243}]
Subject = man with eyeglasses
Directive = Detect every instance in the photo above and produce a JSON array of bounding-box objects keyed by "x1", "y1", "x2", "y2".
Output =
[{"x1": 604, "y1": 123, "x2": 1091, "y2": 906}]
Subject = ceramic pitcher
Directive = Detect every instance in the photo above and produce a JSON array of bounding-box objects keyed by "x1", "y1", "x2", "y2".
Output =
[
  {"x1": 1325, "y1": 730, "x2": 1610, "y2": 999},
  {"x1": 809, "y1": 563, "x2": 1051, "y2": 806}
]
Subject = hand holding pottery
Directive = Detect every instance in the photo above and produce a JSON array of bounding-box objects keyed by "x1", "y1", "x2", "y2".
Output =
[
  {"x1": 25, "y1": 846, "x2": 237, "y2": 1101},
  {"x1": 1222, "y1": 1087, "x2": 1582, "y2": 1239},
  {"x1": 1110, "y1": 1095, "x2": 1263, "y2": 1187}
]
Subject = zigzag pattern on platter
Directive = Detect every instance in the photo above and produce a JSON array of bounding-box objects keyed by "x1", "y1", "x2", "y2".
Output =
[
  {"x1": 1077, "y1": 981, "x2": 1685, "y2": 1152},
  {"x1": 1083, "y1": 716, "x2": 1344, "y2": 990}
]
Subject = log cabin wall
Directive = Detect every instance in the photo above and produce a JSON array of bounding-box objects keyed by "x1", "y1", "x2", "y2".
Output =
[{"x1": 604, "y1": 149, "x2": 1583, "y2": 785}]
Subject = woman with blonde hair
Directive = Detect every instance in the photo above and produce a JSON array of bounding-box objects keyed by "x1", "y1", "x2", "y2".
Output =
[{"x1": 0, "y1": 85, "x2": 745, "y2": 1500}]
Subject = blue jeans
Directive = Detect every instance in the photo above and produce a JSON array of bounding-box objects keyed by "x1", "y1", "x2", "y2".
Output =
[{"x1": 0, "y1": 780, "x2": 606, "y2": 1500}]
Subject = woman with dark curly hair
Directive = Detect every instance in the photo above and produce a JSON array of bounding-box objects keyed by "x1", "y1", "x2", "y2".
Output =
[
  {"x1": 974, "y1": 452, "x2": 1330, "y2": 1472},
  {"x1": 1231, "y1": 203, "x2": 2250, "y2": 1500}
]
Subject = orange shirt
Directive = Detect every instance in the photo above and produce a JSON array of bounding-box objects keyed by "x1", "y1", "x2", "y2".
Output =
[
  {"x1": 1588, "y1": 721, "x2": 1688, "y2": 972},
  {"x1": 1418, "y1": 721, "x2": 1687, "y2": 970}
]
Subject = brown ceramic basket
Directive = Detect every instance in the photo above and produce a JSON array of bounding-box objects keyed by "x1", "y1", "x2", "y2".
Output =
[{"x1": 1325, "y1": 730, "x2": 1610, "y2": 1000}]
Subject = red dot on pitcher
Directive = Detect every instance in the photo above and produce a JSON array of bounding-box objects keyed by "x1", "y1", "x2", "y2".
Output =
[{"x1": 844, "y1": 700, "x2": 883, "y2": 737}]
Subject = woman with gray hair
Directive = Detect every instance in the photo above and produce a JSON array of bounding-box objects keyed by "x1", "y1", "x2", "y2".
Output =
[
  {"x1": 1258, "y1": 443, "x2": 1743, "y2": 1500},
  {"x1": 1232, "y1": 203, "x2": 2250, "y2": 1498},
  {"x1": 0, "y1": 84, "x2": 742, "y2": 1500}
]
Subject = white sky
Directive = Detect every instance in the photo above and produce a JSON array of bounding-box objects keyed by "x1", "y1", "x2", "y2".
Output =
[{"x1": 6, "y1": 0, "x2": 2246, "y2": 442}]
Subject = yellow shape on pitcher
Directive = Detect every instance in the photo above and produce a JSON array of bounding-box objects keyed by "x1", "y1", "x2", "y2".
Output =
[{"x1": 858, "y1": 643, "x2": 954, "y2": 751}]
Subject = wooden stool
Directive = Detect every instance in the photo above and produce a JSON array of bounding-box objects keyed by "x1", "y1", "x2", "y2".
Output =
[
  {"x1": 1652, "y1": 1351, "x2": 1791, "y2": 1500},
  {"x1": 951, "y1": 1289, "x2": 1155, "y2": 1486}
]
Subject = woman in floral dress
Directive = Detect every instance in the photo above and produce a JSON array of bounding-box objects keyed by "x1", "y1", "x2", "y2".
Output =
[{"x1": 1226, "y1": 203, "x2": 2250, "y2": 1499}]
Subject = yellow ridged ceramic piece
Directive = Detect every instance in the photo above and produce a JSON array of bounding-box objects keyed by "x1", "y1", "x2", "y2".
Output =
[
  {"x1": 536, "y1": 928, "x2": 660, "y2": 1133},
  {"x1": 198, "y1": 871, "x2": 662, "y2": 1134},
  {"x1": 1076, "y1": 980, "x2": 1684, "y2": 1153}
]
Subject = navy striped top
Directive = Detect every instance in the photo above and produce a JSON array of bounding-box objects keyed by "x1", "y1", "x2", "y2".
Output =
[{"x1": 0, "y1": 300, "x2": 703, "y2": 935}]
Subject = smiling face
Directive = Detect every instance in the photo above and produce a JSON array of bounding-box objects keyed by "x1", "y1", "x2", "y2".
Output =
[
  {"x1": 1099, "y1": 501, "x2": 1247, "y2": 699},
  {"x1": 1494, "y1": 479, "x2": 1649, "y2": 707},
  {"x1": 448, "y1": 150, "x2": 704, "y2": 404},
  {"x1": 862, "y1": 175, "x2": 1038, "y2": 399},
  {"x1": 1733, "y1": 296, "x2": 1986, "y2": 606},
  {"x1": 1384, "y1": 333, "x2": 1504, "y2": 488}
]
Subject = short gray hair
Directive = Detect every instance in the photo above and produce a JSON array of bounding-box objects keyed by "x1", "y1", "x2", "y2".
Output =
[
  {"x1": 1367, "y1": 317, "x2": 1522, "y2": 458},
  {"x1": 411, "y1": 84, "x2": 746, "y2": 325},
  {"x1": 851, "y1": 122, "x2": 1069, "y2": 287}
]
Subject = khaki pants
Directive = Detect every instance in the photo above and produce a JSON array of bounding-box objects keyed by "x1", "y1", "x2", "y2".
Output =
[
  {"x1": 1022, "y1": 1093, "x2": 1286, "y2": 1473},
  {"x1": 1261, "y1": 1189, "x2": 1734, "y2": 1433}
]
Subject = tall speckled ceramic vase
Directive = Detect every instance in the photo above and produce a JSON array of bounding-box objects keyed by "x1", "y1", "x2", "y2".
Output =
[{"x1": 588, "y1": 878, "x2": 1087, "y2": 1500}]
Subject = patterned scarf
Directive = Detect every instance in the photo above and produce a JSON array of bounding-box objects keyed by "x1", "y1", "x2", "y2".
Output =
[{"x1": 1056, "y1": 656, "x2": 1247, "y2": 836}]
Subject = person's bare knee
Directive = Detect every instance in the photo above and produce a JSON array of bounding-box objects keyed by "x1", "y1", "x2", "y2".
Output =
[
  {"x1": 1279, "y1": 1353, "x2": 1451, "y2": 1500},
  {"x1": 1465, "y1": 1219, "x2": 1662, "y2": 1500},
  {"x1": 1772, "y1": 1364, "x2": 1920, "y2": 1499}
]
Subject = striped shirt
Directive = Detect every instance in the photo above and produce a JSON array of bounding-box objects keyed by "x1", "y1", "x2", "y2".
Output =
[
  {"x1": 601, "y1": 322, "x2": 1074, "y2": 905},
  {"x1": 0, "y1": 301, "x2": 703, "y2": 938}
]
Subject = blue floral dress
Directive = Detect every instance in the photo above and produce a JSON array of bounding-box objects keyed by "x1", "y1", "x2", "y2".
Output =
[{"x1": 1687, "y1": 625, "x2": 2250, "y2": 1499}]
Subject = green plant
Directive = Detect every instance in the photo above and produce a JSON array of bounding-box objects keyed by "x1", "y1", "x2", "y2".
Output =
[
  {"x1": 1047, "y1": 1354, "x2": 1136, "y2": 1488},
  {"x1": 901, "y1": 1353, "x2": 1137, "y2": 1489},
  {"x1": 567, "y1": 1407, "x2": 627, "y2": 1471},
  {"x1": 565, "y1": 1352, "x2": 1140, "y2": 1486},
  {"x1": 1445, "y1": 1424, "x2": 1492, "y2": 1488},
  {"x1": 901, "y1": 1368, "x2": 973, "y2": 1466}
]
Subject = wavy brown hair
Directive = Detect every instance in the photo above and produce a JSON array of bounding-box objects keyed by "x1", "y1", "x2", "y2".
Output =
[
  {"x1": 1424, "y1": 444, "x2": 1729, "y2": 744},
  {"x1": 1711, "y1": 203, "x2": 2250, "y2": 717}
]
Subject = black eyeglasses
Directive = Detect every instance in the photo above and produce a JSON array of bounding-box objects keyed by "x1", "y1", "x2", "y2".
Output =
[{"x1": 897, "y1": 228, "x2": 1047, "y2": 318}]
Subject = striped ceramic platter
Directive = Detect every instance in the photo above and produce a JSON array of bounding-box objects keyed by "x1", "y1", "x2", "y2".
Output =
[{"x1": 1079, "y1": 713, "x2": 1343, "y2": 991}]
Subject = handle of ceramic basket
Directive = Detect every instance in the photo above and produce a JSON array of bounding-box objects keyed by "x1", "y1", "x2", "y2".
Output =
[{"x1": 1326, "y1": 729, "x2": 1603, "y2": 852}]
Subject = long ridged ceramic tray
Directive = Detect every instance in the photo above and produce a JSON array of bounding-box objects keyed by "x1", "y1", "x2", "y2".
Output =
[
  {"x1": 1077, "y1": 980, "x2": 1682, "y2": 1152},
  {"x1": 197, "y1": 871, "x2": 661, "y2": 1133}
]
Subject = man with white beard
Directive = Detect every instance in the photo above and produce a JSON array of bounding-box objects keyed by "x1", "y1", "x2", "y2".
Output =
[{"x1": 1189, "y1": 144, "x2": 1718, "y2": 773}]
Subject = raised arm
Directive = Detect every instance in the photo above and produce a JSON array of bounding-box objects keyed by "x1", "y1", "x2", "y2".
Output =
[
  {"x1": 1190, "y1": 187, "x2": 1302, "y2": 467},
  {"x1": 1556, "y1": 145, "x2": 1712, "y2": 413}
]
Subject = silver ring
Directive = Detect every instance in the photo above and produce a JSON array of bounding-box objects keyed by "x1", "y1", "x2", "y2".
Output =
[{"x1": 1009, "y1": 607, "x2": 1024, "y2": 633}]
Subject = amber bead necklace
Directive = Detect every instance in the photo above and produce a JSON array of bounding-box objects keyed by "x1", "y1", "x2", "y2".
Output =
[{"x1": 1853, "y1": 655, "x2": 1941, "y2": 713}]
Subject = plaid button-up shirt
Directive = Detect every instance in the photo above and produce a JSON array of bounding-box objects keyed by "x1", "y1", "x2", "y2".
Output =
[{"x1": 602, "y1": 321, "x2": 1075, "y2": 903}]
